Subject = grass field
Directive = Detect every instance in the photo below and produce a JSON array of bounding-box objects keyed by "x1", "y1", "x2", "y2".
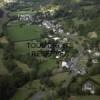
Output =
[
  {"x1": 0, "y1": 13, "x2": 8, "y2": 34},
  {"x1": 39, "y1": 57, "x2": 58, "y2": 73},
  {"x1": 68, "y1": 96, "x2": 100, "y2": 100},
  {"x1": 15, "y1": 60, "x2": 32, "y2": 73},
  {"x1": 0, "y1": 0, "x2": 3, "y2": 3},
  {"x1": 15, "y1": 41, "x2": 31, "y2": 54},
  {"x1": 10, "y1": 11, "x2": 36, "y2": 16},
  {"x1": 0, "y1": 49, "x2": 9, "y2": 75},
  {"x1": 91, "y1": 75, "x2": 100, "y2": 84},
  {"x1": 7, "y1": 24, "x2": 45, "y2": 41},
  {"x1": 15, "y1": 40, "x2": 41, "y2": 54},
  {"x1": 51, "y1": 72, "x2": 70, "y2": 85},
  {"x1": 11, "y1": 80, "x2": 43, "y2": 100},
  {"x1": 72, "y1": 18, "x2": 90, "y2": 27}
]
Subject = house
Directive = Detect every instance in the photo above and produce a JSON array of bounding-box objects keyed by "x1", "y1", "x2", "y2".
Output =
[
  {"x1": 78, "y1": 67, "x2": 86, "y2": 75},
  {"x1": 94, "y1": 52, "x2": 100, "y2": 57},
  {"x1": 82, "y1": 81, "x2": 95, "y2": 94},
  {"x1": 53, "y1": 37, "x2": 60, "y2": 41},
  {"x1": 56, "y1": 24, "x2": 62, "y2": 28},
  {"x1": 58, "y1": 28, "x2": 64, "y2": 34},
  {"x1": 4, "y1": 0, "x2": 17, "y2": 3},
  {"x1": 61, "y1": 57, "x2": 86, "y2": 76},
  {"x1": 61, "y1": 51, "x2": 65, "y2": 55},
  {"x1": 61, "y1": 58, "x2": 75, "y2": 71},
  {"x1": 52, "y1": 28, "x2": 57, "y2": 33},
  {"x1": 92, "y1": 59, "x2": 98, "y2": 64},
  {"x1": 66, "y1": 32, "x2": 70, "y2": 36},
  {"x1": 88, "y1": 32, "x2": 98, "y2": 38},
  {"x1": 62, "y1": 38, "x2": 68, "y2": 43},
  {"x1": 61, "y1": 61, "x2": 69, "y2": 69},
  {"x1": 56, "y1": 55, "x2": 60, "y2": 59},
  {"x1": 18, "y1": 14, "x2": 33, "y2": 21},
  {"x1": 87, "y1": 49, "x2": 92, "y2": 54},
  {"x1": 45, "y1": 44, "x2": 52, "y2": 51},
  {"x1": 48, "y1": 35, "x2": 53, "y2": 38},
  {"x1": 42, "y1": 20, "x2": 51, "y2": 29},
  {"x1": 42, "y1": 20, "x2": 55, "y2": 29}
]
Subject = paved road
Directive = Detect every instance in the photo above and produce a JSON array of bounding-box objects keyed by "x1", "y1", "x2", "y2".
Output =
[
  {"x1": 62, "y1": 34, "x2": 85, "y2": 89},
  {"x1": 31, "y1": 91, "x2": 45, "y2": 100}
]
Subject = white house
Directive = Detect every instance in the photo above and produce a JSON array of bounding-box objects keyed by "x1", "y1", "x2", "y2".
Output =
[
  {"x1": 92, "y1": 59, "x2": 98, "y2": 64},
  {"x1": 87, "y1": 49, "x2": 92, "y2": 54},
  {"x1": 82, "y1": 81, "x2": 95, "y2": 94},
  {"x1": 56, "y1": 55, "x2": 60, "y2": 59},
  {"x1": 48, "y1": 35, "x2": 53, "y2": 38},
  {"x1": 4, "y1": 0, "x2": 16, "y2": 3},
  {"x1": 63, "y1": 38, "x2": 68, "y2": 42},
  {"x1": 58, "y1": 28, "x2": 64, "y2": 34},
  {"x1": 78, "y1": 68, "x2": 86, "y2": 75},
  {"x1": 61, "y1": 61, "x2": 69, "y2": 69},
  {"x1": 42, "y1": 20, "x2": 54, "y2": 29},
  {"x1": 53, "y1": 37, "x2": 60, "y2": 41},
  {"x1": 18, "y1": 14, "x2": 32, "y2": 21},
  {"x1": 66, "y1": 32, "x2": 70, "y2": 35},
  {"x1": 94, "y1": 52, "x2": 100, "y2": 57},
  {"x1": 61, "y1": 51, "x2": 66, "y2": 55}
]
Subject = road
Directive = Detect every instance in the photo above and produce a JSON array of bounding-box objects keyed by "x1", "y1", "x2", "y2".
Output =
[
  {"x1": 62, "y1": 33, "x2": 85, "y2": 89},
  {"x1": 31, "y1": 91, "x2": 45, "y2": 100}
]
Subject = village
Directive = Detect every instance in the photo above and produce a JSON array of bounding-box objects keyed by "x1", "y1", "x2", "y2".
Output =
[
  {"x1": 17, "y1": 5, "x2": 100, "y2": 95},
  {"x1": 0, "y1": 0, "x2": 100, "y2": 100}
]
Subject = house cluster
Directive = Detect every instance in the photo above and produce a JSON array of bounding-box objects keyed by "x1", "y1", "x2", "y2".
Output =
[
  {"x1": 42, "y1": 20, "x2": 64, "y2": 34},
  {"x1": 82, "y1": 81, "x2": 95, "y2": 94},
  {"x1": 18, "y1": 10, "x2": 64, "y2": 34},
  {"x1": 18, "y1": 14, "x2": 33, "y2": 22},
  {"x1": 61, "y1": 57, "x2": 86, "y2": 76},
  {"x1": 4, "y1": 0, "x2": 17, "y2": 3},
  {"x1": 40, "y1": 39, "x2": 68, "y2": 55},
  {"x1": 40, "y1": 5, "x2": 60, "y2": 16},
  {"x1": 18, "y1": 11, "x2": 52, "y2": 24},
  {"x1": 87, "y1": 49, "x2": 100, "y2": 64},
  {"x1": 18, "y1": 13, "x2": 43, "y2": 24}
]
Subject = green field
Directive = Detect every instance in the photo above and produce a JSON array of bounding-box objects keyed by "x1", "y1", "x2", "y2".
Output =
[
  {"x1": 16, "y1": 60, "x2": 32, "y2": 73},
  {"x1": 0, "y1": 49, "x2": 9, "y2": 75},
  {"x1": 7, "y1": 24, "x2": 45, "y2": 41},
  {"x1": 91, "y1": 75, "x2": 100, "y2": 84},
  {"x1": 39, "y1": 57, "x2": 58, "y2": 73},
  {"x1": 0, "y1": 0, "x2": 3, "y2": 3},
  {"x1": 11, "y1": 80, "x2": 43, "y2": 100},
  {"x1": 51, "y1": 72, "x2": 70, "y2": 85},
  {"x1": 15, "y1": 41, "x2": 31, "y2": 54},
  {"x1": 15, "y1": 40, "x2": 41, "y2": 54},
  {"x1": 10, "y1": 11, "x2": 36, "y2": 16},
  {"x1": 69, "y1": 96, "x2": 100, "y2": 100}
]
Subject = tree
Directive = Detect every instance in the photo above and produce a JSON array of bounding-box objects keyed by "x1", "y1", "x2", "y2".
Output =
[
  {"x1": 12, "y1": 67, "x2": 29, "y2": 87},
  {"x1": 86, "y1": 58, "x2": 92, "y2": 67},
  {"x1": 0, "y1": 9, "x2": 4, "y2": 18},
  {"x1": 0, "y1": 75, "x2": 16, "y2": 100}
]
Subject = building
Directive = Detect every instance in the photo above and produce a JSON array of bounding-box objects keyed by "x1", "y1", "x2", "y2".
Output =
[
  {"x1": 56, "y1": 55, "x2": 60, "y2": 59},
  {"x1": 53, "y1": 37, "x2": 60, "y2": 41},
  {"x1": 82, "y1": 81, "x2": 95, "y2": 94},
  {"x1": 87, "y1": 49, "x2": 92, "y2": 54},
  {"x1": 18, "y1": 14, "x2": 33, "y2": 21},
  {"x1": 4, "y1": 0, "x2": 17, "y2": 3},
  {"x1": 61, "y1": 61, "x2": 69, "y2": 69},
  {"x1": 88, "y1": 32, "x2": 98, "y2": 38},
  {"x1": 92, "y1": 59, "x2": 98, "y2": 64},
  {"x1": 94, "y1": 52, "x2": 100, "y2": 57}
]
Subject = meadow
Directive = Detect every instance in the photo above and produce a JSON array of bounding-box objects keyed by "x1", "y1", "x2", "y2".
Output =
[
  {"x1": 0, "y1": 49, "x2": 9, "y2": 75},
  {"x1": 69, "y1": 96, "x2": 100, "y2": 100},
  {"x1": 7, "y1": 24, "x2": 45, "y2": 42},
  {"x1": 91, "y1": 75, "x2": 100, "y2": 84}
]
